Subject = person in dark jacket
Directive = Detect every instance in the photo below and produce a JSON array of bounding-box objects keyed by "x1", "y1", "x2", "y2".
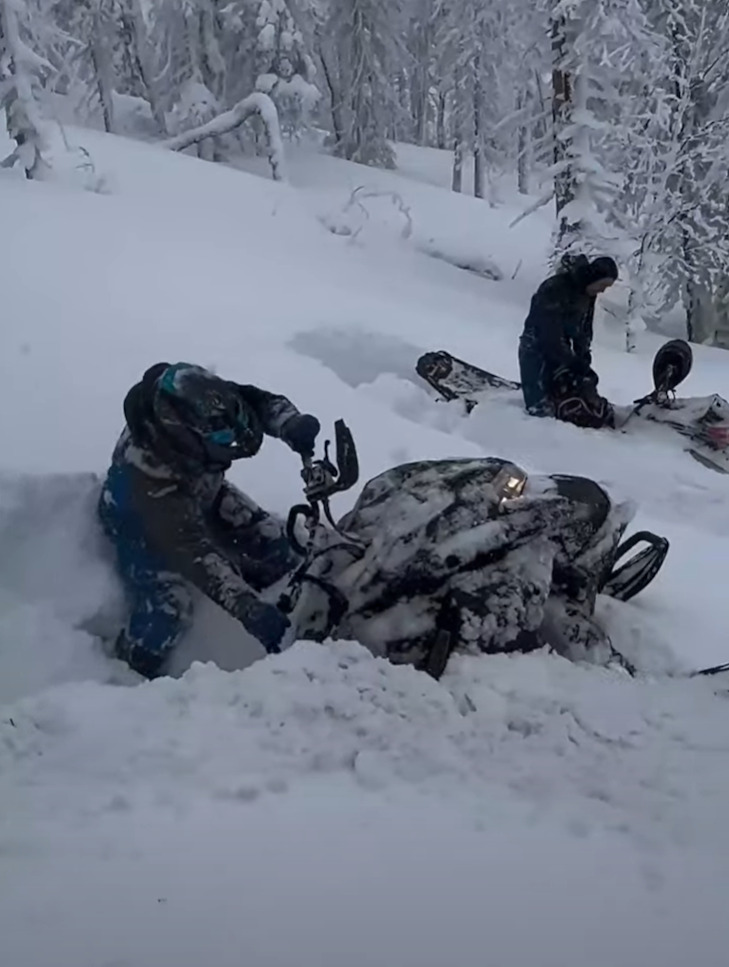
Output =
[
  {"x1": 98, "y1": 362, "x2": 321, "y2": 679},
  {"x1": 518, "y1": 254, "x2": 619, "y2": 429}
]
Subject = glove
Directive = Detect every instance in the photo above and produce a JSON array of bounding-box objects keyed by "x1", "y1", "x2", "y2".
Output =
[
  {"x1": 581, "y1": 366, "x2": 599, "y2": 389},
  {"x1": 551, "y1": 365, "x2": 579, "y2": 398},
  {"x1": 240, "y1": 598, "x2": 290, "y2": 654},
  {"x1": 282, "y1": 413, "x2": 320, "y2": 456},
  {"x1": 552, "y1": 362, "x2": 598, "y2": 399}
]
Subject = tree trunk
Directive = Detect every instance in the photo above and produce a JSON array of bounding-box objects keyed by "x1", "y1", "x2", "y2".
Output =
[
  {"x1": 413, "y1": 23, "x2": 431, "y2": 146},
  {"x1": 199, "y1": 6, "x2": 225, "y2": 101},
  {"x1": 452, "y1": 136, "x2": 463, "y2": 192},
  {"x1": 436, "y1": 90, "x2": 446, "y2": 149},
  {"x1": 532, "y1": 68, "x2": 548, "y2": 151},
  {"x1": 318, "y1": 46, "x2": 344, "y2": 151},
  {"x1": 684, "y1": 274, "x2": 716, "y2": 344},
  {"x1": 473, "y1": 56, "x2": 484, "y2": 199},
  {"x1": 415, "y1": 86, "x2": 428, "y2": 145},
  {"x1": 395, "y1": 70, "x2": 410, "y2": 142},
  {"x1": 713, "y1": 276, "x2": 729, "y2": 348},
  {"x1": 127, "y1": 0, "x2": 168, "y2": 135},
  {"x1": 90, "y1": 3, "x2": 116, "y2": 134},
  {"x1": 451, "y1": 71, "x2": 463, "y2": 193},
  {"x1": 516, "y1": 89, "x2": 529, "y2": 194},
  {"x1": 551, "y1": 7, "x2": 579, "y2": 248}
]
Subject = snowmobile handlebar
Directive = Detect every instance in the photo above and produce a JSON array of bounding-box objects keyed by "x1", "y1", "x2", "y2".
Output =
[
  {"x1": 285, "y1": 419, "x2": 360, "y2": 554},
  {"x1": 279, "y1": 419, "x2": 363, "y2": 632},
  {"x1": 300, "y1": 419, "x2": 359, "y2": 502}
]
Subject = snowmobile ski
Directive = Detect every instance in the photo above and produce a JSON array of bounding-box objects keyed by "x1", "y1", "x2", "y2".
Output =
[
  {"x1": 416, "y1": 350, "x2": 519, "y2": 413},
  {"x1": 599, "y1": 531, "x2": 669, "y2": 602},
  {"x1": 415, "y1": 344, "x2": 729, "y2": 475}
]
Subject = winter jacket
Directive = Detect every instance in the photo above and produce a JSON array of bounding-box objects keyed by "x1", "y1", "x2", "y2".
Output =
[
  {"x1": 99, "y1": 366, "x2": 301, "y2": 627},
  {"x1": 519, "y1": 259, "x2": 597, "y2": 380}
]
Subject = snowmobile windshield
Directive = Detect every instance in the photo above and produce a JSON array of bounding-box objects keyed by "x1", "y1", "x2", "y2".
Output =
[{"x1": 652, "y1": 340, "x2": 693, "y2": 395}]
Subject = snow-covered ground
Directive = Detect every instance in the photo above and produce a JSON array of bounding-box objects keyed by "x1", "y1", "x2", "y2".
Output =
[{"x1": 2, "y1": 126, "x2": 729, "y2": 967}]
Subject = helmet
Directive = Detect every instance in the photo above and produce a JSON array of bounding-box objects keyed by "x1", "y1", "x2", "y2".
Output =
[
  {"x1": 152, "y1": 363, "x2": 263, "y2": 468},
  {"x1": 652, "y1": 339, "x2": 693, "y2": 394}
]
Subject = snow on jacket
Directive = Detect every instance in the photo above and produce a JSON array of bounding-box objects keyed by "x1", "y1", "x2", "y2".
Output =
[{"x1": 99, "y1": 364, "x2": 301, "y2": 626}]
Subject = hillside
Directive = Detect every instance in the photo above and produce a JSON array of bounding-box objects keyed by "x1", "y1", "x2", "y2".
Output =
[{"x1": 2, "y1": 126, "x2": 729, "y2": 967}]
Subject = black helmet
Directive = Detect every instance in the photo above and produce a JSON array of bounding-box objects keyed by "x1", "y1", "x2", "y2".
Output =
[
  {"x1": 652, "y1": 339, "x2": 693, "y2": 394},
  {"x1": 152, "y1": 363, "x2": 263, "y2": 468}
]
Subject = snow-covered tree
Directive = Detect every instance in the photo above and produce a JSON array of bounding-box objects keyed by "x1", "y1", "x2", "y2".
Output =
[
  {"x1": 546, "y1": 0, "x2": 642, "y2": 259},
  {"x1": 0, "y1": 0, "x2": 53, "y2": 178},
  {"x1": 119, "y1": 0, "x2": 168, "y2": 133},
  {"x1": 150, "y1": 0, "x2": 225, "y2": 154},
  {"x1": 606, "y1": 0, "x2": 729, "y2": 345},
  {"x1": 253, "y1": 0, "x2": 318, "y2": 138},
  {"x1": 317, "y1": 0, "x2": 405, "y2": 167},
  {"x1": 5, "y1": 0, "x2": 729, "y2": 350},
  {"x1": 656, "y1": 0, "x2": 729, "y2": 345},
  {"x1": 434, "y1": 0, "x2": 543, "y2": 200},
  {"x1": 51, "y1": 0, "x2": 119, "y2": 132},
  {"x1": 403, "y1": 0, "x2": 440, "y2": 146}
]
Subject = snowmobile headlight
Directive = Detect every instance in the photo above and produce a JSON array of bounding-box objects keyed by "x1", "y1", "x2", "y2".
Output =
[{"x1": 493, "y1": 465, "x2": 528, "y2": 508}]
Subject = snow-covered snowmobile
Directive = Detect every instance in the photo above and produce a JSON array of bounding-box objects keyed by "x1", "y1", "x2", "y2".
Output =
[
  {"x1": 415, "y1": 339, "x2": 729, "y2": 475},
  {"x1": 278, "y1": 420, "x2": 669, "y2": 678}
]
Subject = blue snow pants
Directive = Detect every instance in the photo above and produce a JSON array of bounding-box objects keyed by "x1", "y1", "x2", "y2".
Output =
[{"x1": 98, "y1": 465, "x2": 293, "y2": 679}]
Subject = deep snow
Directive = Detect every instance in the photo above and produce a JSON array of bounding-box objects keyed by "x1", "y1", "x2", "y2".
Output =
[{"x1": 2, "y1": 123, "x2": 729, "y2": 967}]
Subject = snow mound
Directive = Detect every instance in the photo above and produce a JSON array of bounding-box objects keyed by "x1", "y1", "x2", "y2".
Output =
[
  {"x1": 0, "y1": 471, "x2": 285, "y2": 702},
  {"x1": 0, "y1": 472, "x2": 121, "y2": 703},
  {"x1": 5, "y1": 636, "x2": 729, "y2": 852},
  {"x1": 1, "y1": 641, "x2": 476, "y2": 819},
  {"x1": 4, "y1": 648, "x2": 729, "y2": 967}
]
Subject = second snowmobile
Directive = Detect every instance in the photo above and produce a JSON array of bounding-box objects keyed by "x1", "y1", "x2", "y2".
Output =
[{"x1": 415, "y1": 339, "x2": 729, "y2": 475}]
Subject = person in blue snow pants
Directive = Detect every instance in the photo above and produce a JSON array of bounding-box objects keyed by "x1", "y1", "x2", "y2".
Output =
[
  {"x1": 98, "y1": 361, "x2": 321, "y2": 679},
  {"x1": 518, "y1": 254, "x2": 619, "y2": 429}
]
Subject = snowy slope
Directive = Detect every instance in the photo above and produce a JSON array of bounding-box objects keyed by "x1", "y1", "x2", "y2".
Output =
[{"x1": 2, "y1": 127, "x2": 729, "y2": 966}]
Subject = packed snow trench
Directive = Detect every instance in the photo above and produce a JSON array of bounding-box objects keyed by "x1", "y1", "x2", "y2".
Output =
[{"x1": 3, "y1": 127, "x2": 729, "y2": 967}]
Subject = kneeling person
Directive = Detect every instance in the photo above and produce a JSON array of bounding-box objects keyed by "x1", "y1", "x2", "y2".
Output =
[
  {"x1": 99, "y1": 362, "x2": 320, "y2": 678},
  {"x1": 518, "y1": 254, "x2": 618, "y2": 429}
]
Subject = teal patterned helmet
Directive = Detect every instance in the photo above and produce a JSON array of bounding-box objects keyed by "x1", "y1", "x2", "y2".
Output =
[{"x1": 153, "y1": 363, "x2": 263, "y2": 467}]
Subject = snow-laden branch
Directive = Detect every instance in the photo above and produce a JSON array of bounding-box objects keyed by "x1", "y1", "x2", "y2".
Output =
[
  {"x1": 509, "y1": 188, "x2": 555, "y2": 229},
  {"x1": 342, "y1": 186, "x2": 414, "y2": 240},
  {"x1": 163, "y1": 92, "x2": 286, "y2": 182}
]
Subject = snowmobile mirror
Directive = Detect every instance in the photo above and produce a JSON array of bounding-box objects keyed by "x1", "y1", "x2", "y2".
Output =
[{"x1": 333, "y1": 419, "x2": 359, "y2": 492}]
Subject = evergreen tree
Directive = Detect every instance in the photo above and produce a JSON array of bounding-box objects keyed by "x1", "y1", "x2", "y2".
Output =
[
  {"x1": 319, "y1": 0, "x2": 405, "y2": 167},
  {"x1": 0, "y1": 0, "x2": 54, "y2": 178}
]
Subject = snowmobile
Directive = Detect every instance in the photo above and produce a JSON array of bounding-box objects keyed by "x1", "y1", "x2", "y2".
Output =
[
  {"x1": 415, "y1": 339, "x2": 729, "y2": 475},
  {"x1": 277, "y1": 420, "x2": 670, "y2": 679}
]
